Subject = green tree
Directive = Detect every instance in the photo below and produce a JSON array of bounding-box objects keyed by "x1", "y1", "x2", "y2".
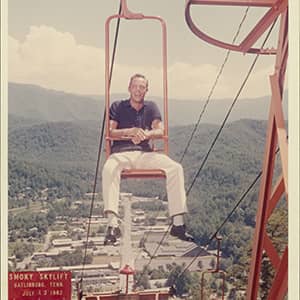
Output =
[
  {"x1": 52, "y1": 248, "x2": 92, "y2": 267},
  {"x1": 210, "y1": 280, "x2": 217, "y2": 291},
  {"x1": 12, "y1": 241, "x2": 34, "y2": 261},
  {"x1": 150, "y1": 266, "x2": 166, "y2": 280},
  {"x1": 209, "y1": 258, "x2": 216, "y2": 270},
  {"x1": 165, "y1": 263, "x2": 192, "y2": 297},
  {"x1": 134, "y1": 266, "x2": 151, "y2": 290},
  {"x1": 198, "y1": 260, "x2": 203, "y2": 270},
  {"x1": 260, "y1": 206, "x2": 287, "y2": 299},
  {"x1": 228, "y1": 288, "x2": 237, "y2": 299}
]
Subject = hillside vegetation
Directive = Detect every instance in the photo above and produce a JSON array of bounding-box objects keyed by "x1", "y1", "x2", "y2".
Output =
[{"x1": 9, "y1": 117, "x2": 266, "y2": 205}]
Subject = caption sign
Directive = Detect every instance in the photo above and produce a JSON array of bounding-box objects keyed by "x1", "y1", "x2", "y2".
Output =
[{"x1": 8, "y1": 271, "x2": 72, "y2": 300}]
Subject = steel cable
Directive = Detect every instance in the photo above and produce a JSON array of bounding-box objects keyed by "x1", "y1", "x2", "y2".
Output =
[
  {"x1": 78, "y1": 1, "x2": 122, "y2": 292},
  {"x1": 173, "y1": 19, "x2": 278, "y2": 284},
  {"x1": 134, "y1": 7, "x2": 252, "y2": 287},
  {"x1": 179, "y1": 7, "x2": 250, "y2": 164}
]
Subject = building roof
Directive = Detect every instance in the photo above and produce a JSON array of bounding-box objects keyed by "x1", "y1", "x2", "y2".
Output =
[
  {"x1": 36, "y1": 263, "x2": 110, "y2": 272},
  {"x1": 52, "y1": 238, "x2": 72, "y2": 246}
]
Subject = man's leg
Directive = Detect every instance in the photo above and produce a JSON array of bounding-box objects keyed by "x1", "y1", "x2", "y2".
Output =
[
  {"x1": 102, "y1": 155, "x2": 122, "y2": 216},
  {"x1": 136, "y1": 152, "x2": 194, "y2": 241},
  {"x1": 136, "y1": 152, "x2": 188, "y2": 216},
  {"x1": 102, "y1": 152, "x2": 135, "y2": 215},
  {"x1": 102, "y1": 152, "x2": 135, "y2": 244}
]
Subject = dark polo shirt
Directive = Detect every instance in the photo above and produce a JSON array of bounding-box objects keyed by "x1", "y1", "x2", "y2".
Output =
[{"x1": 109, "y1": 99, "x2": 162, "y2": 153}]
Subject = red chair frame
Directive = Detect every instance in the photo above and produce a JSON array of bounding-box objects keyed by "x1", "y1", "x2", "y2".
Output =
[{"x1": 104, "y1": 0, "x2": 169, "y2": 179}]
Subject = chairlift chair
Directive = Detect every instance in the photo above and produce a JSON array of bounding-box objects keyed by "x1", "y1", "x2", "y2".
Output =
[{"x1": 104, "y1": 0, "x2": 169, "y2": 179}]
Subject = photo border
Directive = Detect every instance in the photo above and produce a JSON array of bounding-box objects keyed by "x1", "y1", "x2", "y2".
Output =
[
  {"x1": 288, "y1": 0, "x2": 300, "y2": 297},
  {"x1": 1, "y1": 0, "x2": 8, "y2": 298},
  {"x1": 1, "y1": 1, "x2": 299, "y2": 299}
]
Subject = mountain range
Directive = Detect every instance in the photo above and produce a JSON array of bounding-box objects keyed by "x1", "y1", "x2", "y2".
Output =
[{"x1": 8, "y1": 82, "x2": 288, "y2": 126}]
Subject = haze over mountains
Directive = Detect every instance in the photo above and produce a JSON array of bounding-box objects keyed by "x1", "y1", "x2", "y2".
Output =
[{"x1": 8, "y1": 82, "x2": 288, "y2": 126}]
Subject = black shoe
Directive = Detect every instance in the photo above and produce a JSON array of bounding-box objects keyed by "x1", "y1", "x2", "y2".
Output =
[
  {"x1": 104, "y1": 226, "x2": 121, "y2": 245},
  {"x1": 169, "y1": 285, "x2": 177, "y2": 296},
  {"x1": 170, "y1": 224, "x2": 195, "y2": 242}
]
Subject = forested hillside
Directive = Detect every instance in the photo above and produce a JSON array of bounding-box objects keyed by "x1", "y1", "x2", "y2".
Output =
[{"x1": 9, "y1": 117, "x2": 267, "y2": 207}]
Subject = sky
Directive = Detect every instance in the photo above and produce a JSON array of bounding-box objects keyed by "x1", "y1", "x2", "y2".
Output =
[{"x1": 8, "y1": 0, "x2": 283, "y2": 100}]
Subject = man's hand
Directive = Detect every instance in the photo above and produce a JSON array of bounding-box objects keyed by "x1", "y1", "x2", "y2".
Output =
[
  {"x1": 126, "y1": 127, "x2": 146, "y2": 138},
  {"x1": 128, "y1": 128, "x2": 149, "y2": 144},
  {"x1": 131, "y1": 135, "x2": 142, "y2": 145}
]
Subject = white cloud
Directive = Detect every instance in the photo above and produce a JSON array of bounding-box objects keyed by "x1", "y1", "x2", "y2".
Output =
[
  {"x1": 239, "y1": 64, "x2": 277, "y2": 98},
  {"x1": 168, "y1": 62, "x2": 229, "y2": 99},
  {"x1": 9, "y1": 26, "x2": 105, "y2": 95},
  {"x1": 9, "y1": 26, "x2": 275, "y2": 99}
]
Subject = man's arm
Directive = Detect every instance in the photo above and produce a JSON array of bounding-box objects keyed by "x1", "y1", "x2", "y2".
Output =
[
  {"x1": 145, "y1": 119, "x2": 164, "y2": 138},
  {"x1": 130, "y1": 119, "x2": 164, "y2": 145},
  {"x1": 109, "y1": 120, "x2": 147, "y2": 140},
  {"x1": 109, "y1": 119, "x2": 163, "y2": 145}
]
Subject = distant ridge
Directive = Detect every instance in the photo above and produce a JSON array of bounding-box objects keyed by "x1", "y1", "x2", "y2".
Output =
[{"x1": 8, "y1": 82, "x2": 288, "y2": 126}]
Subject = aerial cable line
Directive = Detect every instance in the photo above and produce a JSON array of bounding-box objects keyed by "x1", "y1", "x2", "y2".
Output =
[
  {"x1": 179, "y1": 7, "x2": 250, "y2": 164},
  {"x1": 138, "y1": 223, "x2": 172, "y2": 270},
  {"x1": 172, "y1": 20, "x2": 279, "y2": 285},
  {"x1": 78, "y1": 1, "x2": 122, "y2": 291},
  {"x1": 132, "y1": 206, "x2": 171, "y2": 270},
  {"x1": 175, "y1": 147, "x2": 281, "y2": 282},
  {"x1": 134, "y1": 224, "x2": 172, "y2": 288},
  {"x1": 206, "y1": 146, "x2": 282, "y2": 243},
  {"x1": 134, "y1": 8, "x2": 251, "y2": 286},
  {"x1": 186, "y1": 18, "x2": 278, "y2": 197},
  {"x1": 175, "y1": 168, "x2": 263, "y2": 280},
  {"x1": 206, "y1": 138, "x2": 286, "y2": 247}
]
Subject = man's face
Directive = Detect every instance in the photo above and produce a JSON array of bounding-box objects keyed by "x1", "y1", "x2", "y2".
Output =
[{"x1": 128, "y1": 77, "x2": 148, "y2": 103}]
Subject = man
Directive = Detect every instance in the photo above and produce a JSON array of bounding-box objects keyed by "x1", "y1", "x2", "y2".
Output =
[{"x1": 102, "y1": 73, "x2": 194, "y2": 245}]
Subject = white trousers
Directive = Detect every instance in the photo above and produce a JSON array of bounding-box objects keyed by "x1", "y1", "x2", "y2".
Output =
[{"x1": 102, "y1": 151, "x2": 188, "y2": 217}]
